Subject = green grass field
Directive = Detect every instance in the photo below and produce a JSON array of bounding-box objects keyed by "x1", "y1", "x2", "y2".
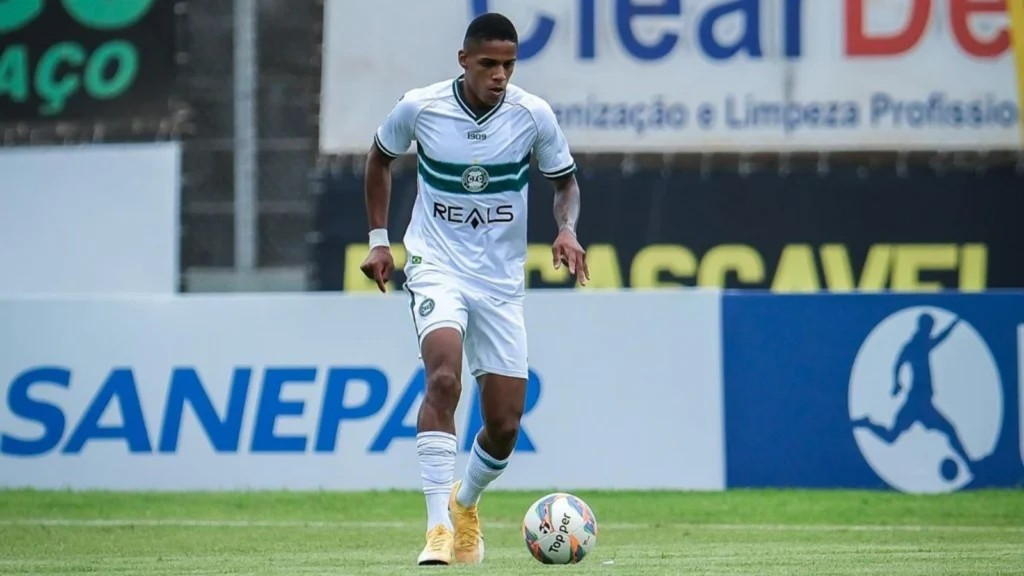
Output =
[{"x1": 1, "y1": 489, "x2": 1022, "y2": 575}]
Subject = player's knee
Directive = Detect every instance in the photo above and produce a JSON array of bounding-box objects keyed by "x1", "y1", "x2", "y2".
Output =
[
  {"x1": 424, "y1": 368, "x2": 461, "y2": 411},
  {"x1": 485, "y1": 415, "x2": 520, "y2": 450}
]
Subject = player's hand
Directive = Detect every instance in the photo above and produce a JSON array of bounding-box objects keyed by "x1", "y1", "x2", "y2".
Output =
[
  {"x1": 360, "y1": 246, "x2": 395, "y2": 293},
  {"x1": 552, "y1": 229, "x2": 589, "y2": 286}
]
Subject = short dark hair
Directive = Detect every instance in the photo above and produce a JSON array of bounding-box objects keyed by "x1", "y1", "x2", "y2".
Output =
[{"x1": 464, "y1": 12, "x2": 518, "y2": 48}]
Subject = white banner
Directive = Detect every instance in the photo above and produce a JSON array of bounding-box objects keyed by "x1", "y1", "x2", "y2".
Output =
[
  {"x1": 320, "y1": 0, "x2": 1022, "y2": 153},
  {"x1": 0, "y1": 291, "x2": 724, "y2": 491},
  {"x1": 0, "y1": 143, "x2": 180, "y2": 294}
]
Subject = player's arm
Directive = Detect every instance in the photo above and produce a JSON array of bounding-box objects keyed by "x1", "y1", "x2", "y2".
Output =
[
  {"x1": 550, "y1": 174, "x2": 588, "y2": 285},
  {"x1": 360, "y1": 142, "x2": 397, "y2": 293},
  {"x1": 360, "y1": 94, "x2": 417, "y2": 292},
  {"x1": 534, "y1": 102, "x2": 588, "y2": 285},
  {"x1": 365, "y1": 143, "x2": 395, "y2": 234},
  {"x1": 552, "y1": 173, "x2": 580, "y2": 235}
]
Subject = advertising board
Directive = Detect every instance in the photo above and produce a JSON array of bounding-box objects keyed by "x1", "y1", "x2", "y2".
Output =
[
  {"x1": 312, "y1": 163, "x2": 1024, "y2": 293},
  {"x1": 320, "y1": 0, "x2": 1022, "y2": 153},
  {"x1": 0, "y1": 0, "x2": 178, "y2": 123},
  {"x1": 722, "y1": 291, "x2": 1024, "y2": 493},
  {"x1": 0, "y1": 291, "x2": 724, "y2": 491}
]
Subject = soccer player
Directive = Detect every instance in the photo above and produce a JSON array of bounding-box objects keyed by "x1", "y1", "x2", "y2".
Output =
[{"x1": 358, "y1": 12, "x2": 589, "y2": 567}]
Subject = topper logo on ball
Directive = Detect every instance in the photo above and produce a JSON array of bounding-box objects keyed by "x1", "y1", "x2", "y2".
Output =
[{"x1": 546, "y1": 513, "x2": 573, "y2": 554}]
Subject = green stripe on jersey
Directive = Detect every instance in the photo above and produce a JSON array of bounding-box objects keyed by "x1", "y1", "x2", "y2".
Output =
[
  {"x1": 418, "y1": 147, "x2": 529, "y2": 179},
  {"x1": 417, "y1": 158, "x2": 529, "y2": 195},
  {"x1": 416, "y1": 148, "x2": 530, "y2": 195}
]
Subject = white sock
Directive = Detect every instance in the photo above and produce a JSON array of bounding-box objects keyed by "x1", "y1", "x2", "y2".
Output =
[
  {"x1": 417, "y1": 431, "x2": 456, "y2": 531},
  {"x1": 456, "y1": 436, "x2": 510, "y2": 507}
]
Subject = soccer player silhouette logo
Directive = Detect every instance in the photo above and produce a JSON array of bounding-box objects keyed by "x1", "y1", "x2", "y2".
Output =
[{"x1": 852, "y1": 313, "x2": 974, "y2": 471}]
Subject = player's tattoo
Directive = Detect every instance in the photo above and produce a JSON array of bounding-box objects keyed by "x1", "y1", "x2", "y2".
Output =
[{"x1": 552, "y1": 176, "x2": 580, "y2": 235}]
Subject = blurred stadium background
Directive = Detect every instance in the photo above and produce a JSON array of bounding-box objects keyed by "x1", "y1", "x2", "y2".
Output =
[
  {"x1": 3, "y1": 0, "x2": 1021, "y2": 294},
  {"x1": 2, "y1": 1, "x2": 1023, "y2": 573}
]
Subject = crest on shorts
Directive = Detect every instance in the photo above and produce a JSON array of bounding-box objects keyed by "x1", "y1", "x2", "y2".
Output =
[
  {"x1": 461, "y1": 165, "x2": 489, "y2": 192},
  {"x1": 418, "y1": 298, "x2": 435, "y2": 316}
]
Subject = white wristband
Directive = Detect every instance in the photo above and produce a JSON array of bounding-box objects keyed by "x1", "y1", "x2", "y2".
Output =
[{"x1": 368, "y1": 228, "x2": 390, "y2": 248}]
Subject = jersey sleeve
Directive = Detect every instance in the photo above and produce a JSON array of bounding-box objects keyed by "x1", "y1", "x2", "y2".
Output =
[
  {"x1": 373, "y1": 93, "x2": 419, "y2": 158},
  {"x1": 532, "y1": 101, "x2": 577, "y2": 180}
]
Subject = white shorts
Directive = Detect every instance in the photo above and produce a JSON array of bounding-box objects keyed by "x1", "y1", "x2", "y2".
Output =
[{"x1": 403, "y1": 267, "x2": 528, "y2": 379}]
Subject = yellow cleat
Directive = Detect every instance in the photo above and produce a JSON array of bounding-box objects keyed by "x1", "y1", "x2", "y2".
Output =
[
  {"x1": 416, "y1": 524, "x2": 453, "y2": 566},
  {"x1": 448, "y1": 480, "x2": 485, "y2": 564}
]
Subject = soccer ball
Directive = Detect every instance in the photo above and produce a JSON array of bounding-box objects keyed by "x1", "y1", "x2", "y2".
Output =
[{"x1": 521, "y1": 492, "x2": 598, "y2": 564}]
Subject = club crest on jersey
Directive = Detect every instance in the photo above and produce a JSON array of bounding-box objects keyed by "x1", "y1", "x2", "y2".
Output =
[
  {"x1": 418, "y1": 298, "x2": 435, "y2": 317},
  {"x1": 461, "y1": 165, "x2": 489, "y2": 193}
]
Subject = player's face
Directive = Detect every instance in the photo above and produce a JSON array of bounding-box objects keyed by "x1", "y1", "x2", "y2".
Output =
[{"x1": 459, "y1": 39, "x2": 517, "y2": 107}]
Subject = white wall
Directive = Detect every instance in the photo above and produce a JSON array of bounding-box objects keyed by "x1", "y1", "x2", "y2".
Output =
[{"x1": 0, "y1": 143, "x2": 180, "y2": 295}]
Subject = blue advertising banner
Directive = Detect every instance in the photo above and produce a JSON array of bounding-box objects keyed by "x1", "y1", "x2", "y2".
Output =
[{"x1": 723, "y1": 292, "x2": 1024, "y2": 493}]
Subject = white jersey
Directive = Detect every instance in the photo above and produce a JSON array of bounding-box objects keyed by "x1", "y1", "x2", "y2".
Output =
[{"x1": 374, "y1": 75, "x2": 576, "y2": 301}]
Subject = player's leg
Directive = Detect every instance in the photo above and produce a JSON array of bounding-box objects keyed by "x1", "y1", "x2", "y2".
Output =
[
  {"x1": 404, "y1": 270, "x2": 468, "y2": 565},
  {"x1": 449, "y1": 293, "x2": 528, "y2": 564},
  {"x1": 459, "y1": 371, "x2": 526, "y2": 503},
  {"x1": 418, "y1": 327, "x2": 463, "y2": 524}
]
